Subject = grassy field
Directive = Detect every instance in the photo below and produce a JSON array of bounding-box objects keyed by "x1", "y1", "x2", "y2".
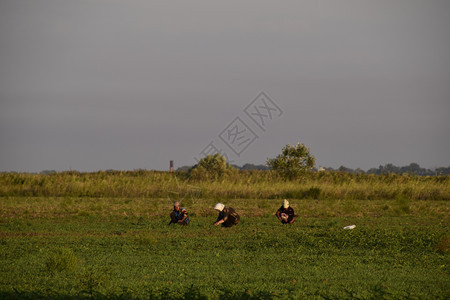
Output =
[
  {"x1": 1, "y1": 171, "x2": 449, "y2": 201},
  {"x1": 0, "y1": 171, "x2": 449, "y2": 299}
]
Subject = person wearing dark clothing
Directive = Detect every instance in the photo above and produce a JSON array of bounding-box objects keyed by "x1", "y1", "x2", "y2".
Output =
[
  {"x1": 169, "y1": 201, "x2": 190, "y2": 225},
  {"x1": 276, "y1": 199, "x2": 295, "y2": 224},
  {"x1": 213, "y1": 203, "x2": 240, "y2": 227}
]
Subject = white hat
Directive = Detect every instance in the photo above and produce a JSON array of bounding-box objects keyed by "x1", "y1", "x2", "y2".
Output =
[
  {"x1": 283, "y1": 199, "x2": 289, "y2": 208},
  {"x1": 214, "y1": 203, "x2": 225, "y2": 211}
]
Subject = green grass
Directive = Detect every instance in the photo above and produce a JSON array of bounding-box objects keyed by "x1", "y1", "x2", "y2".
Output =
[
  {"x1": 1, "y1": 196, "x2": 448, "y2": 220},
  {"x1": 0, "y1": 171, "x2": 448, "y2": 298},
  {"x1": 0, "y1": 200, "x2": 449, "y2": 299}
]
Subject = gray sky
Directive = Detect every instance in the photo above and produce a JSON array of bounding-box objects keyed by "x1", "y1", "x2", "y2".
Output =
[{"x1": 1, "y1": 0, "x2": 449, "y2": 172}]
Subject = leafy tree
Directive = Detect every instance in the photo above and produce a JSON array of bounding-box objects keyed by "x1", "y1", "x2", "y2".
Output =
[
  {"x1": 189, "y1": 154, "x2": 235, "y2": 180},
  {"x1": 266, "y1": 143, "x2": 315, "y2": 180}
]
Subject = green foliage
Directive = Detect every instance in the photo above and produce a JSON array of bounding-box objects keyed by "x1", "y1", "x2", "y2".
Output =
[
  {"x1": 78, "y1": 266, "x2": 112, "y2": 297},
  {"x1": 45, "y1": 247, "x2": 79, "y2": 273},
  {"x1": 0, "y1": 170, "x2": 448, "y2": 201},
  {"x1": 435, "y1": 235, "x2": 450, "y2": 254},
  {"x1": 266, "y1": 143, "x2": 316, "y2": 180},
  {"x1": 1, "y1": 215, "x2": 448, "y2": 299},
  {"x1": 305, "y1": 187, "x2": 321, "y2": 199},
  {"x1": 189, "y1": 154, "x2": 236, "y2": 180},
  {"x1": 0, "y1": 168, "x2": 449, "y2": 298}
]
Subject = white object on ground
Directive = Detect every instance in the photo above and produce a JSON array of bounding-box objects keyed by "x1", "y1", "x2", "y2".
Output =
[{"x1": 343, "y1": 225, "x2": 356, "y2": 230}]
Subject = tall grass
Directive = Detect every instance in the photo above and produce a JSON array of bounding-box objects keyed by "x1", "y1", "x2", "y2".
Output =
[{"x1": 0, "y1": 170, "x2": 448, "y2": 200}]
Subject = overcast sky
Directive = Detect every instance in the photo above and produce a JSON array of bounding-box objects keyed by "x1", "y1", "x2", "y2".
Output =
[{"x1": 1, "y1": 0, "x2": 449, "y2": 172}]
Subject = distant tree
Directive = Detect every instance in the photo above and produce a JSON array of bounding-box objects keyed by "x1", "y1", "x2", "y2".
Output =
[
  {"x1": 400, "y1": 163, "x2": 430, "y2": 175},
  {"x1": 338, "y1": 165, "x2": 354, "y2": 173},
  {"x1": 189, "y1": 154, "x2": 235, "y2": 180},
  {"x1": 380, "y1": 163, "x2": 400, "y2": 174},
  {"x1": 366, "y1": 168, "x2": 379, "y2": 174},
  {"x1": 354, "y1": 168, "x2": 365, "y2": 174},
  {"x1": 241, "y1": 163, "x2": 270, "y2": 171},
  {"x1": 435, "y1": 166, "x2": 450, "y2": 175},
  {"x1": 176, "y1": 165, "x2": 192, "y2": 172},
  {"x1": 365, "y1": 163, "x2": 437, "y2": 176},
  {"x1": 266, "y1": 143, "x2": 315, "y2": 180}
]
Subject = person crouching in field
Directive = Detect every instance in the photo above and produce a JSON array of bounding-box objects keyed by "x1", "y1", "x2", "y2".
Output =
[
  {"x1": 213, "y1": 203, "x2": 240, "y2": 227},
  {"x1": 276, "y1": 199, "x2": 295, "y2": 224},
  {"x1": 169, "y1": 201, "x2": 190, "y2": 225}
]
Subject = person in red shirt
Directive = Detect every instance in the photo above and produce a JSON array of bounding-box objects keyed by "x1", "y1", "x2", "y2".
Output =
[{"x1": 276, "y1": 199, "x2": 295, "y2": 224}]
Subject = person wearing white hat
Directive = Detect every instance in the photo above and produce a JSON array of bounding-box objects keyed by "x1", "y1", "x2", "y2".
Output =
[
  {"x1": 213, "y1": 203, "x2": 240, "y2": 227},
  {"x1": 276, "y1": 199, "x2": 295, "y2": 224}
]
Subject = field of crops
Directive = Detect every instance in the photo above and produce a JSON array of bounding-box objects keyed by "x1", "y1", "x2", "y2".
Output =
[{"x1": 0, "y1": 171, "x2": 449, "y2": 299}]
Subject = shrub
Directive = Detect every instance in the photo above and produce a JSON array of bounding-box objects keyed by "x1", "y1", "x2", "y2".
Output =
[
  {"x1": 189, "y1": 154, "x2": 236, "y2": 180},
  {"x1": 45, "y1": 247, "x2": 79, "y2": 273}
]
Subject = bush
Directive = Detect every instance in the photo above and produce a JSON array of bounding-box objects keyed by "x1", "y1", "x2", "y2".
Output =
[
  {"x1": 189, "y1": 154, "x2": 236, "y2": 180},
  {"x1": 45, "y1": 247, "x2": 79, "y2": 273}
]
